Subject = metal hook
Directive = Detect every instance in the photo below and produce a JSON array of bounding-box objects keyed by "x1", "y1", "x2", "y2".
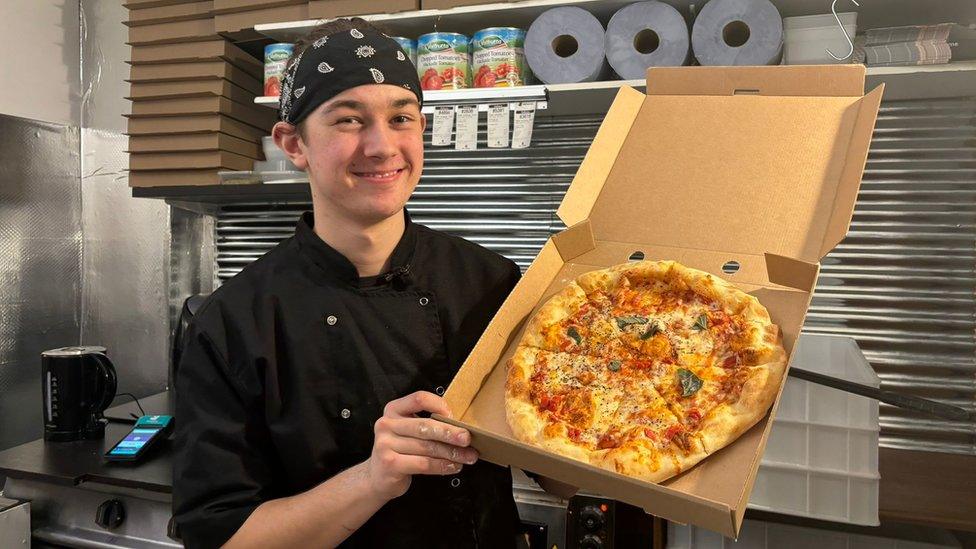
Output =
[{"x1": 826, "y1": 0, "x2": 860, "y2": 61}]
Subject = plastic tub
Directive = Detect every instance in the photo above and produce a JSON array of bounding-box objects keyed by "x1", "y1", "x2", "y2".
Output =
[
  {"x1": 253, "y1": 159, "x2": 299, "y2": 172},
  {"x1": 262, "y1": 135, "x2": 281, "y2": 158},
  {"x1": 750, "y1": 334, "x2": 881, "y2": 526},
  {"x1": 258, "y1": 135, "x2": 298, "y2": 172},
  {"x1": 784, "y1": 12, "x2": 857, "y2": 31},
  {"x1": 783, "y1": 12, "x2": 857, "y2": 65}
]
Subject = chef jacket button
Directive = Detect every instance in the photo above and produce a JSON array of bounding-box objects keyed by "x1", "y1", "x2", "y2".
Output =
[
  {"x1": 435, "y1": 386, "x2": 445, "y2": 396},
  {"x1": 340, "y1": 408, "x2": 351, "y2": 419},
  {"x1": 326, "y1": 315, "x2": 338, "y2": 326},
  {"x1": 419, "y1": 297, "x2": 429, "y2": 306},
  {"x1": 450, "y1": 477, "x2": 461, "y2": 488}
]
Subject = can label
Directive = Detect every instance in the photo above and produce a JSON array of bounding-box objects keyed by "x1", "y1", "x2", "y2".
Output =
[
  {"x1": 417, "y1": 33, "x2": 470, "y2": 90},
  {"x1": 472, "y1": 28, "x2": 530, "y2": 87},
  {"x1": 390, "y1": 36, "x2": 417, "y2": 67},
  {"x1": 264, "y1": 43, "x2": 294, "y2": 97}
]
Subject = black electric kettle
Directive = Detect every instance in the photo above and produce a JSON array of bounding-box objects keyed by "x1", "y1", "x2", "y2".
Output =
[{"x1": 41, "y1": 346, "x2": 118, "y2": 441}]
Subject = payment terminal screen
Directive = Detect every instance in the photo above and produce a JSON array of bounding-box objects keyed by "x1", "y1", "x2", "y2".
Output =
[{"x1": 109, "y1": 428, "x2": 159, "y2": 455}]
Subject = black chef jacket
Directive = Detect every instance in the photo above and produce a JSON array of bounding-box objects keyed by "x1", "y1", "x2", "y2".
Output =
[{"x1": 172, "y1": 210, "x2": 523, "y2": 548}]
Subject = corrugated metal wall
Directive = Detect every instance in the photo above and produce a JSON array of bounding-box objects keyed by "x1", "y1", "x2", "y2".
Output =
[
  {"x1": 805, "y1": 97, "x2": 976, "y2": 455},
  {"x1": 214, "y1": 98, "x2": 976, "y2": 455}
]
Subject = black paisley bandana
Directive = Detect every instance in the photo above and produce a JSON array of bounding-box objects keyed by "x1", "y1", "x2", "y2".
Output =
[{"x1": 279, "y1": 26, "x2": 423, "y2": 124}]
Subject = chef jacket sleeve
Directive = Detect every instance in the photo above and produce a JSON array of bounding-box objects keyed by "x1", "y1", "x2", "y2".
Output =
[{"x1": 172, "y1": 318, "x2": 277, "y2": 549}]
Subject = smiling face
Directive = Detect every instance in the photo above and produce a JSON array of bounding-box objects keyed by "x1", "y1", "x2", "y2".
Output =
[{"x1": 273, "y1": 83, "x2": 426, "y2": 226}]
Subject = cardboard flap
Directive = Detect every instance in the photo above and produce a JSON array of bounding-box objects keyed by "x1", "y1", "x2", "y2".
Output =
[
  {"x1": 821, "y1": 84, "x2": 885, "y2": 257},
  {"x1": 645, "y1": 65, "x2": 866, "y2": 97},
  {"x1": 557, "y1": 86, "x2": 644, "y2": 228},
  {"x1": 567, "y1": 66, "x2": 882, "y2": 263},
  {"x1": 551, "y1": 220, "x2": 596, "y2": 261},
  {"x1": 764, "y1": 253, "x2": 819, "y2": 291}
]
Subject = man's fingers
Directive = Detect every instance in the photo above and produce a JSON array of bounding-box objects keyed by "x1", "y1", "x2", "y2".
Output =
[
  {"x1": 384, "y1": 391, "x2": 452, "y2": 418},
  {"x1": 390, "y1": 453, "x2": 465, "y2": 476},
  {"x1": 384, "y1": 417, "x2": 470, "y2": 446},
  {"x1": 387, "y1": 437, "x2": 478, "y2": 465}
]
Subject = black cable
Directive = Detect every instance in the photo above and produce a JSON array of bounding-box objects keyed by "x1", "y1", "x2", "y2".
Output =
[{"x1": 114, "y1": 392, "x2": 147, "y2": 417}]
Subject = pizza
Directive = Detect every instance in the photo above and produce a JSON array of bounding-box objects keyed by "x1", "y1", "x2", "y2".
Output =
[{"x1": 505, "y1": 260, "x2": 787, "y2": 483}]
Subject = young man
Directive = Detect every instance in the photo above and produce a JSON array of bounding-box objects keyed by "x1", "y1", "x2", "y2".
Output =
[{"x1": 172, "y1": 19, "x2": 572, "y2": 548}]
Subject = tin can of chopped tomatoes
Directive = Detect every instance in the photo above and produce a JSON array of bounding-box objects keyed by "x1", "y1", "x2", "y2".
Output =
[
  {"x1": 417, "y1": 32, "x2": 470, "y2": 90},
  {"x1": 390, "y1": 36, "x2": 417, "y2": 66},
  {"x1": 471, "y1": 27, "x2": 531, "y2": 88},
  {"x1": 264, "y1": 43, "x2": 293, "y2": 97}
]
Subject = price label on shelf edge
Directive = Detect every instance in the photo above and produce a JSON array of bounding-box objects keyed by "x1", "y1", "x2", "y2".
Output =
[
  {"x1": 454, "y1": 104, "x2": 479, "y2": 151},
  {"x1": 487, "y1": 103, "x2": 510, "y2": 149},
  {"x1": 511, "y1": 101, "x2": 536, "y2": 149},
  {"x1": 432, "y1": 106, "x2": 455, "y2": 147}
]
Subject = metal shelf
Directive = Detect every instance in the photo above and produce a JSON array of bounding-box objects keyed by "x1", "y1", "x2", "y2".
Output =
[
  {"x1": 864, "y1": 61, "x2": 976, "y2": 101},
  {"x1": 132, "y1": 183, "x2": 310, "y2": 204},
  {"x1": 256, "y1": 61, "x2": 976, "y2": 115},
  {"x1": 255, "y1": 1, "x2": 636, "y2": 42},
  {"x1": 254, "y1": 0, "x2": 975, "y2": 42},
  {"x1": 258, "y1": 85, "x2": 550, "y2": 113}
]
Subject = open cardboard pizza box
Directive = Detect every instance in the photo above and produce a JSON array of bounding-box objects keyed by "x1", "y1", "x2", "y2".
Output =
[{"x1": 437, "y1": 65, "x2": 883, "y2": 538}]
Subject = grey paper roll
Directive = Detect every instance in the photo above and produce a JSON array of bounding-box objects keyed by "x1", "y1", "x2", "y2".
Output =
[
  {"x1": 691, "y1": 0, "x2": 783, "y2": 66},
  {"x1": 525, "y1": 6, "x2": 609, "y2": 85},
  {"x1": 606, "y1": 2, "x2": 690, "y2": 79}
]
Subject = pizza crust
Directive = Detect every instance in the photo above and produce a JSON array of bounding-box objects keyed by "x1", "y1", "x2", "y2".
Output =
[
  {"x1": 699, "y1": 342, "x2": 788, "y2": 453},
  {"x1": 518, "y1": 282, "x2": 589, "y2": 349},
  {"x1": 597, "y1": 440, "x2": 692, "y2": 483}
]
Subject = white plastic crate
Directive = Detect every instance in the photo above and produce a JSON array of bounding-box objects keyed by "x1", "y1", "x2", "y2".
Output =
[
  {"x1": 749, "y1": 334, "x2": 881, "y2": 526},
  {"x1": 783, "y1": 12, "x2": 858, "y2": 65},
  {"x1": 667, "y1": 519, "x2": 962, "y2": 549}
]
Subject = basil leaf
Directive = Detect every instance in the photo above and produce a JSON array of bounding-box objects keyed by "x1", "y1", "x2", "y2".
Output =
[
  {"x1": 567, "y1": 326, "x2": 582, "y2": 346},
  {"x1": 677, "y1": 368, "x2": 703, "y2": 397},
  {"x1": 640, "y1": 322, "x2": 661, "y2": 340},
  {"x1": 692, "y1": 314, "x2": 709, "y2": 331},
  {"x1": 608, "y1": 360, "x2": 622, "y2": 372},
  {"x1": 615, "y1": 315, "x2": 648, "y2": 330}
]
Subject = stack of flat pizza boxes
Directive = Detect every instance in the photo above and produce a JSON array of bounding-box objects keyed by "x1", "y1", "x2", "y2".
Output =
[
  {"x1": 213, "y1": 0, "x2": 309, "y2": 36},
  {"x1": 442, "y1": 65, "x2": 884, "y2": 538},
  {"x1": 125, "y1": 0, "x2": 277, "y2": 187}
]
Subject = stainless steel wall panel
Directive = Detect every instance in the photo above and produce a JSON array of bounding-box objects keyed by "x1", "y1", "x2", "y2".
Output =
[
  {"x1": 77, "y1": 0, "x2": 171, "y2": 399},
  {"x1": 168, "y1": 204, "x2": 217, "y2": 330},
  {"x1": 81, "y1": 0, "x2": 131, "y2": 133},
  {"x1": 80, "y1": 129, "x2": 169, "y2": 398},
  {"x1": 0, "y1": 115, "x2": 81, "y2": 450}
]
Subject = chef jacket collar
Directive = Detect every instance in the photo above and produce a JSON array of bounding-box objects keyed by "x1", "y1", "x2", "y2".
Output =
[{"x1": 295, "y1": 209, "x2": 418, "y2": 286}]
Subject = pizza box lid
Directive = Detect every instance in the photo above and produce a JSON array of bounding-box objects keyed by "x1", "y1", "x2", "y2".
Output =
[
  {"x1": 438, "y1": 65, "x2": 884, "y2": 539},
  {"x1": 557, "y1": 65, "x2": 883, "y2": 264}
]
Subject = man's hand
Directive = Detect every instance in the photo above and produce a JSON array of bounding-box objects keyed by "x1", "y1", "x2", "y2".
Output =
[{"x1": 364, "y1": 391, "x2": 478, "y2": 502}]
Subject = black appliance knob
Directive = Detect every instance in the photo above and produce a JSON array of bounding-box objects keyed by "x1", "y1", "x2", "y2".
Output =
[
  {"x1": 95, "y1": 499, "x2": 125, "y2": 529},
  {"x1": 580, "y1": 505, "x2": 605, "y2": 531},
  {"x1": 580, "y1": 534, "x2": 604, "y2": 549}
]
